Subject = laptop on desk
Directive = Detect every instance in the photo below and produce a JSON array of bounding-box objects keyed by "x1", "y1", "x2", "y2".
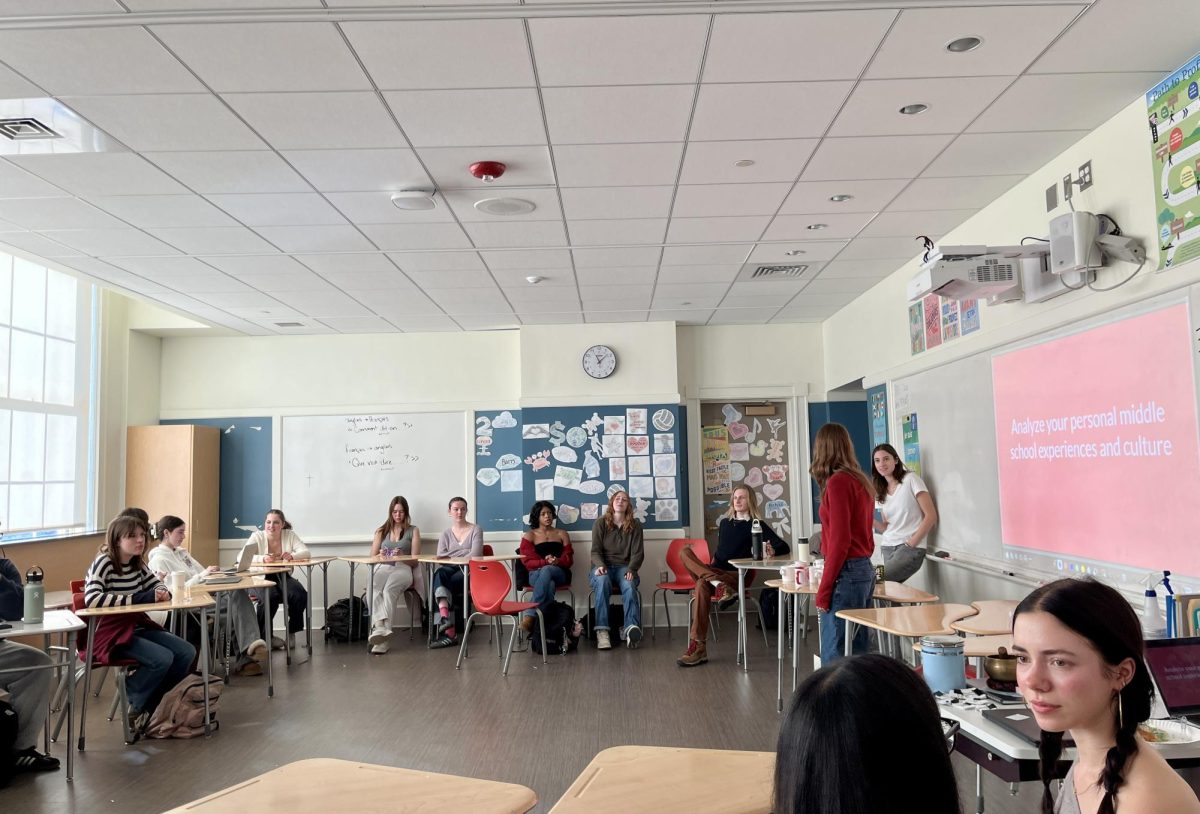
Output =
[
  {"x1": 981, "y1": 708, "x2": 1076, "y2": 748},
  {"x1": 1145, "y1": 636, "x2": 1200, "y2": 724},
  {"x1": 200, "y1": 542, "x2": 256, "y2": 585}
]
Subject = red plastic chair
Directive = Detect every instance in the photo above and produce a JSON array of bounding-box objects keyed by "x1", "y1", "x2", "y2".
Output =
[
  {"x1": 456, "y1": 560, "x2": 546, "y2": 675},
  {"x1": 651, "y1": 539, "x2": 710, "y2": 639}
]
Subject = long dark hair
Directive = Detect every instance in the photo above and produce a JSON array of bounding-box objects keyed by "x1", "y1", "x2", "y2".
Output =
[
  {"x1": 155, "y1": 515, "x2": 185, "y2": 542},
  {"x1": 528, "y1": 500, "x2": 556, "y2": 529},
  {"x1": 870, "y1": 443, "x2": 911, "y2": 503},
  {"x1": 1014, "y1": 578, "x2": 1153, "y2": 814},
  {"x1": 103, "y1": 514, "x2": 151, "y2": 574},
  {"x1": 774, "y1": 653, "x2": 960, "y2": 814},
  {"x1": 266, "y1": 509, "x2": 293, "y2": 530},
  {"x1": 809, "y1": 423, "x2": 872, "y2": 496}
]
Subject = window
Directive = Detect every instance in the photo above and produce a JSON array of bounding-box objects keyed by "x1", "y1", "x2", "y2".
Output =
[{"x1": 0, "y1": 252, "x2": 94, "y2": 537}]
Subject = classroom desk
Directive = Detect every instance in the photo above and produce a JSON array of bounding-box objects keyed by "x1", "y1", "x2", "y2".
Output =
[
  {"x1": 764, "y1": 579, "x2": 812, "y2": 712},
  {"x1": 341, "y1": 554, "x2": 420, "y2": 645},
  {"x1": 0, "y1": 610, "x2": 84, "y2": 781},
  {"x1": 46, "y1": 590, "x2": 74, "y2": 610},
  {"x1": 163, "y1": 757, "x2": 537, "y2": 814},
  {"x1": 549, "y1": 745, "x2": 774, "y2": 813},
  {"x1": 872, "y1": 581, "x2": 939, "y2": 659},
  {"x1": 729, "y1": 556, "x2": 792, "y2": 671},
  {"x1": 75, "y1": 594, "x2": 215, "y2": 750},
  {"x1": 417, "y1": 555, "x2": 520, "y2": 646},
  {"x1": 191, "y1": 575, "x2": 276, "y2": 697},
  {"x1": 836, "y1": 603, "x2": 977, "y2": 658},
  {"x1": 952, "y1": 600, "x2": 1018, "y2": 636},
  {"x1": 250, "y1": 557, "x2": 335, "y2": 662}
]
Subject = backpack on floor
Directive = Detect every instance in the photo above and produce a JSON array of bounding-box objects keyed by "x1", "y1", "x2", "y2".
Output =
[
  {"x1": 759, "y1": 587, "x2": 779, "y2": 630},
  {"x1": 530, "y1": 601, "x2": 581, "y2": 655},
  {"x1": 0, "y1": 699, "x2": 17, "y2": 789},
  {"x1": 145, "y1": 671, "x2": 222, "y2": 739},
  {"x1": 325, "y1": 595, "x2": 369, "y2": 642}
]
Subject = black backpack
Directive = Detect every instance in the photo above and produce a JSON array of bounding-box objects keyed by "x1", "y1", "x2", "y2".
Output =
[
  {"x1": 325, "y1": 596, "x2": 369, "y2": 642},
  {"x1": 530, "y1": 601, "x2": 580, "y2": 655},
  {"x1": 0, "y1": 699, "x2": 17, "y2": 789},
  {"x1": 758, "y1": 587, "x2": 779, "y2": 630}
]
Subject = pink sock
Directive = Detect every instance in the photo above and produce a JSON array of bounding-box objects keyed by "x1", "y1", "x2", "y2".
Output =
[{"x1": 438, "y1": 606, "x2": 449, "y2": 618}]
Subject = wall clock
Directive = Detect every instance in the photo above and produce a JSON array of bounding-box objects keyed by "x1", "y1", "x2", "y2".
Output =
[{"x1": 582, "y1": 344, "x2": 617, "y2": 379}]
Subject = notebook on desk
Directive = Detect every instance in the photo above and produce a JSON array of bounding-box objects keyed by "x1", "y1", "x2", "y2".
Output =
[
  {"x1": 981, "y1": 708, "x2": 1076, "y2": 748},
  {"x1": 1145, "y1": 636, "x2": 1200, "y2": 724},
  {"x1": 534, "y1": 541, "x2": 564, "y2": 559}
]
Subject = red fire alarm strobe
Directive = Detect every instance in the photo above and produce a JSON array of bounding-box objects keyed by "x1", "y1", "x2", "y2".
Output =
[{"x1": 469, "y1": 161, "x2": 506, "y2": 182}]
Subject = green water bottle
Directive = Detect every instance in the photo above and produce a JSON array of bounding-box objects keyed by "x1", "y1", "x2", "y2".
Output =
[{"x1": 23, "y1": 566, "x2": 44, "y2": 624}]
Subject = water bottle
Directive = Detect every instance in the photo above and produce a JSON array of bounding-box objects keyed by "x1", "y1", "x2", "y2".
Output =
[
  {"x1": 23, "y1": 566, "x2": 44, "y2": 624},
  {"x1": 751, "y1": 519, "x2": 763, "y2": 560}
]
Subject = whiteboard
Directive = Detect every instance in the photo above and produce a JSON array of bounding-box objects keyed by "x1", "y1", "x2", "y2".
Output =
[{"x1": 281, "y1": 412, "x2": 468, "y2": 539}]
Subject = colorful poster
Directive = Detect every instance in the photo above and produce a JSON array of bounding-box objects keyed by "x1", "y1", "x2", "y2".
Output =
[
  {"x1": 923, "y1": 294, "x2": 942, "y2": 350},
  {"x1": 702, "y1": 424, "x2": 732, "y2": 495},
  {"x1": 868, "y1": 384, "x2": 888, "y2": 448},
  {"x1": 909, "y1": 301, "x2": 926, "y2": 355},
  {"x1": 1147, "y1": 51, "x2": 1200, "y2": 270},
  {"x1": 902, "y1": 412, "x2": 922, "y2": 477},
  {"x1": 961, "y1": 298, "x2": 981, "y2": 335},
  {"x1": 941, "y1": 297, "x2": 960, "y2": 341}
]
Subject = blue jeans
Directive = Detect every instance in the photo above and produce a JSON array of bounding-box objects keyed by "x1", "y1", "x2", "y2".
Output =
[
  {"x1": 113, "y1": 627, "x2": 196, "y2": 714},
  {"x1": 589, "y1": 566, "x2": 641, "y2": 630},
  {"x1": 818, "y1": 557, "x2": 876, "y2": 665},
  {"x1": 523, "y1": 565, "x2": 568, "y2": 617}
]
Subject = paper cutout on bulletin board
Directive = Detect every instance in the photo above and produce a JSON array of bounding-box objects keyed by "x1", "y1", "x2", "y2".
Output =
[{"x1": 923, "y1": 294, "x2": 942, "y2": 349}]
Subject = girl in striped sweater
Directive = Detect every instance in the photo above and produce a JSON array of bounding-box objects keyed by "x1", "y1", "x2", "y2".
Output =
[{"x1": 84, "y1": 515, "x2": 196, "y2": 726}]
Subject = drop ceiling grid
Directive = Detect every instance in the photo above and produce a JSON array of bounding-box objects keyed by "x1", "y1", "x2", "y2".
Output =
[{"x1": 0, "y1": 1, "x2": 1162, "y2": 332}]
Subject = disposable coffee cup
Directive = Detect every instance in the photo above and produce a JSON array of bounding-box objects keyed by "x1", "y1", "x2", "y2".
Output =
[
  {"x1": 796, "y1": 542, "x2": 811, "y2": 564},
  {"x1": 168, "y1": 571, "x2": 186, "y2": 599}
]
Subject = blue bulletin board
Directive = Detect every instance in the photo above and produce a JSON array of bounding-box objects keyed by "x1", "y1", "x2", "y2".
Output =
[{"x1": 474, "y1": 404, "x2": 689, "y2": 532}]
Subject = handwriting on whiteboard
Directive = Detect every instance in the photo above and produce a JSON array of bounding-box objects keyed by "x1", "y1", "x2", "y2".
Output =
[{"x1": 344, "y1": 415, "x2": 414, "y2": 435}]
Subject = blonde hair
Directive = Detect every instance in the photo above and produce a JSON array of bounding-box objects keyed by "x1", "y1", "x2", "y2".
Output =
[
  {"x1": 600, "y1": 490, "x2": 640, "y2": 534},
  {"x1": 721, "y1": 485, "x2": 765, "y2": 522},
  {"x1": 809, "y1": 423, "x2": 872, "y2": 495}
]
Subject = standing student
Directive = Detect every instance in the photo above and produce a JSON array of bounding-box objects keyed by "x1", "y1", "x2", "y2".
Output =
[
  {"x1": 367, "y1": 496, "x2": 421, "y2": 655},
  {"x1": 148, "y1": 515, "x2": 266, "y2": 675},
  {"x1": 0, "y1": 555, "x2": 59, "y2": 777},
  {"x1": 810, "y1": 423, "x2": 875, "y2": 664},
  {"x1": 517, "y1": 501, "x2": 573, "y2": 638},
  {"x1": 247, "y1": 509, "x2": 309, "y2": 650},
  {"x1": 588, "y1": 490, "x2": 644, "y2": 650},
  {"x1": 676, "y1": 485, "x2": 787, "y2": 667},
  {"x1": 84, "y1": 515, "x2": 196, "y2": 731},
  {"x1": 1012, "y1": 578, "x2": 1200, "y2": 814},
  {"x1": 871, "y1": 443, "x2": 937, "y2": 583},
  {"x1": 774, "y1": 654, "x2": 961, "y2": 814},
  {"x1": 429, "y1": 497, "x2": 483, "y2": 649}
]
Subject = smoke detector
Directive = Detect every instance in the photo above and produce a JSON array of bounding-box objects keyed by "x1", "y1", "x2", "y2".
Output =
[
  {"x1": 469, "y1": 161, "x2": 507, "y2": 183},
  {"x1": 390, "y1": 189, "x2": 436, "y2": 211},
  {"x1": 475, "y1": 197, "x2": 536, "y2": 216}
]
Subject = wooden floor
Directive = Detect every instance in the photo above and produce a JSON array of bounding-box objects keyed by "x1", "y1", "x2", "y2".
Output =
[{"x1": 9, "y1": 620, "x2": 1047, "y2": 813}]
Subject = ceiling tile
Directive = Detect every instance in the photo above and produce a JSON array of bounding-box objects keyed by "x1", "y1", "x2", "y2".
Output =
[
  {"x1": 0, "y1": 1, "x2": 123, "y2": 13},
  {"x1": 8, "y1": 154, "x2": 189, "y2": 197},
  {"x1": 706, "y1": 307, "x2": 778, "y2": 324},
  {"x1": 678, "y1": 139, "x2": 819, "y2": 185},
  {"x1": 442, "y1": 187, "x2": 563, "y2": 222},
  {"x1": 361, "y1": 224, "x2": 473, "y2": 251},
  {"x1": 716, "y1": 294, "x2": 784, "y2": 309},
  {"x1": 654, "y1": 282, "x2": 731, "y2": 300},
  {"x1": 346, "y1": 290, "x2": 442, "y2": 316},
  {"x1": 779, "y1": 179, "x2": 907, "y2": 214},
  {"x1": 149, "y1": 270, "x2": 252, "y2": 294},
  {"x1": 493, "y1": 267, "x2": 575, "y2": 287},
  {"x1": 452, "y1": 315, "x2": 521, "y2": 330},
  {"x1": 543, "y1": 85, "x2": 694, "y2": 144},
  {"x1": 837, "y1": 236, "x2": 924, "y2": 261},
  {"x1": 312, "y1": 268, "x2": 417, "y2": 291},
  {"x1": 704, "y1": 10, "x2": 896, "y2": 82},
  {"x1": 560, "y1": 186, "x2": 674, "y2": 220},
  {"x1": 517, "y1": 312, "x2": 583, "y2": 325},
  {"x1": 406, "y1": 269, "x2": 497, "y2": 289},
  {"x1": 253, "y1": 225, "x2": 374, "y2": 253},
  {"x1": 748, "y1": 241, "x2": 847, "y2": 263},
  {"x1": 554, "y1": 143, "x2": 684, "y2": 188},
  {"x1": 0, "y1": 198, "x2": 126, "y2": 230},
  {"x1": 224, "y1": 92, "x2": 408, "y2": 150},
  {"x1": 0, "y1": 26, "x2": 202, "y2": 95},
  {"x1": 582, "y1": 283, "x2": 653, "y2": 307},
  {"x1": 386, "y1": 251, "x2": 484, "y2": 271},
  {"x1": 206, "y1": 193, "x2": 348, "y2": 227},
  {"x1": 343, "y1": 20, "x2": 534, "y2": 89},
  {"x1": 584, "y1": 310, "x2": 647, "y2": 324},
  {"x1": 660, "y1": 244, "x2": 751, "y2": 265},
  {"x1": 42, "y1": 228, "x2": 182, "y2": 257},
  {"x1": 568, "y1": 219, "x2": 666, "y2": 246},
  {"x1": 803, "y1": 277, "x2": 879, "y2": 295},
  {"x1": 0, "y1": 160, "x2": 66, "y2": 198},
  {"x1": 574, "y1": 266, "x2": 657, "y2": 286},
  {"x1": 144, "y1": 150, "x2": 311, "y2": 194},
  {"x1": 479, "y1": 249, "x2": 571, "y2": 269},
  {"x1": 666, "y1": 216, "x2": 769, "y2": 244},
  {"x1": 648, "y1": 309, "x2": 712, "y2": 325},
  {"x1": 294, "y1": 252, "x2": 401, "y2": 275},
  {"x1": 802, "y1": 134, "x2": 955, "y2": 180},
  {"x1": 326, "y1": 191, "x2": 457, "y2": 224},
  {"x1": 655, "y1": 264, "x2": 740, "y2": 284},
  {"x1": 318, "y1": 316, "x2": 400, "y2": 333},
  {"x1": 427, "y1": 288, "x2": 513, "y2": 315},
  {"x1": 762, "y1": 213, "x2": 874, "y2": 241},
  {"x1": 152, "y1": 22, "x2": 369, "y2": 92},
  {"x1": 531, "y1": 15, "x2": 708, "y2": 87},
  {"x1": 198, "y1": 254, "x2": 309, "y2": 276},
  {"x1": 830, "y1": 77, "x2": 1012, "y2": 137},
  {"x1": 818, "y1": 259, "x2": 903, "y2": 278},
  {"x1": 126, "y1": 0, "x2": 323, "y2": 8},
  {"x1": 281, "y1": 149, "x2": 431, "y2": 192},
  {"x1": 202, "y1": 291, "x2": 290, "y2": 310},
  {"x1": 651, "y1": 294, "x2": 721, "y2": 310},
  {"x1": 725, "y1": 279, "x2": 806, "y2": 298},
  {"x1": 868, "y1": 5, "x2": 1085, "y2": 78},
  {"x1": 672, "y1": 183, "x2": 791, "y2": 218},
  {"x1": 858, "y1": 209, "x2": 975, "y2": 238},
  {"x1": 462, "y1": 220, "x2": 567, "y2": 248},
  {"x1": 502, "y1": 285, "x2": 579, "y2": 305},
  {"x1": 271, "y1": 288, "x2": 372, "y2": 317},
  {"x1": 923, "y1": 131, "x2": 1088, "y2": 177},
  {"x1": 147, "y1": 226, "x2": 279, "y2": 254},
  {"x1": 62, "y1": 93, "x2": 264, "y2": 152},
  {"x1": 572, "y1": 247, "x2": 660, "y2": 267},
  {"x1": 0, "y1": 233, "x2": 83, "y2": 257},
  {"x1": 786, "y1": 289, "x2": 858, "y2": 307},
  {"x1": 86, "y1": 194, "x2": 239, "y2": 229},
  {"x1": 417, "y1": 146, "x2": 554, "y2": 190},
  {"x1": 383, "y1": 89, "x2": 545, "y2": 147},
  {"x1": 1032, "y1": 0, "x2": 1198, "y2": 74},
  {"x1": 389, "y1": 315, "x2": 460, "y2": 332},
  {"x1": 887, "y1": 175, "x2": 1023, "y2": 212},
  {"x1": 969, "y1": 73, "x2": 1164, "y2": 133},
  {"x1": 104, "y1": 255, "x2": 217, "y2": 277},
  {"x1": 0, "y1": 63, "x2": 42, "y2": 98},
  {"x1": 690, "y1": 82, "x2": 853, "y2": 141}
]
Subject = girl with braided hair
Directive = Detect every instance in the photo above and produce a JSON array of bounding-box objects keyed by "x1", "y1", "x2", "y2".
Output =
[{"x1": 1012, "y1": 578, "x2": 1200, "y2": 814}]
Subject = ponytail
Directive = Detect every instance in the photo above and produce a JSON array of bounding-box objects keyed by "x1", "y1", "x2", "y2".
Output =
[{"x1": 1036, "y1": 730, "x2": 1064, "y2": 814}]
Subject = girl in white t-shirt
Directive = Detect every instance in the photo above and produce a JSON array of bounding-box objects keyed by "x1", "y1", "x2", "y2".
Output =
[{"x1": 871, "y1": 444, "x2": 937, "y2": 583}]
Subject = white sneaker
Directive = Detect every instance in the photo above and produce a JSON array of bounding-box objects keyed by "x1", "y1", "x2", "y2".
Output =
[
  {"x1": 368, "y1": 623, "x2": 391, "y2": 646},
  {"x1": 625, "y1": 625, "x2": 643, "y2": 649},
  {"x1": 596, "y1": 629, "x2": 612, "y2": 650},
  {"x1": 370, "y1": 641, "x2": 390, "y2": 654}
]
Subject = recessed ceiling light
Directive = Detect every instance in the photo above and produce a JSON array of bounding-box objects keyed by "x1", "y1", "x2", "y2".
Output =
[
  {"x1": 525, "y1": 275, "x2": 545, "y2": 284},
  {"x1": 474, "y1": 197, "x2": 536, "y2": 216},
  {"x1": 390, "y1": 189, "x2": 436, "y2": 210},
  {"x1": 899, "y1": 103, "x2": 929, "y2": 115},
  {"x1": 829, "y1": 194, "x2": 854, "y2": 202},
  {"x1": 784, "y1": 249, "x2": 806, "y2": 256},
  {"x1": 806, "y1": 223, "x2": 828, "y2": 231},
  {"x1": 946, "y1": 36, "x2": 982, "y2": 53},
  {"x1": 734, "y1": 159, "x2": 755, "y2": 167}
]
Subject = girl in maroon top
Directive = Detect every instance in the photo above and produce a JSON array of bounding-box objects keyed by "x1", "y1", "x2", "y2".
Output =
[
  {"x1": 518, "y1": 501, "x2": 574, "y2": 635},
  {"x1": 809, "y1": 423, "x2": 876, "y2": 664}
]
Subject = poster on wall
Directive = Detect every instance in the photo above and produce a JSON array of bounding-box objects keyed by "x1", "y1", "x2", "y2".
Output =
[
  {"x1": 923, "y1": 294, "x2": 943, "y2": 350},
  {"x1": 909, "y1": 302, "x2": 926, "y2": 355},
  {"x1": 902, "y1": 413, "x2": 922, "y2": 476},
  {"x1": 868, "y1": 385, "x2": 888, "y2": 448},
  {"x1": 961, "y1": 298, "x2": 981, "y2": 335},
  {"x1": 702, "y1": 425, "x2": 732, "y2": 495},
  {"x1": 941, "y1": 297, "x2": 960, "y2": 341},
  {"x1": 1147, "y1": 50, "x2": 1200, "y2": 271}
]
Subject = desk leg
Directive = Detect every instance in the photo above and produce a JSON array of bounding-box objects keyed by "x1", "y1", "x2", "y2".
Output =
[
  {"x1": 792, "y1": 594, "x2": 800, "y2": 692},
  {"x1": 320, "y1": 563, "x2": 329, "y2": 646},
  {"x1": 426, "y1": 564, "x2": 436, "y2": 646},
  {"x1": 78, "y1": 617, "x2": 95, "y2": 752},
  {"x1": 776, "y1": 586, "x2": 784, "y2": 713},
  {"x1": 737, "y1": 568, "x2": 747, "y2": 670},
  {"x1": 304, "y1": 565, "x2": 314, "y2": 655},
  {"x1": 200, "y1": 605, "x2": 211, "y2": 737},
  {"x1": 976, "y1": 765, "x2": 985, "y2": 814},
  {"x1": 462, "y1": 565, "x2": 470, "y2": 640},
  {"x1": 844, "y1": 619, "x2": 855, "y2": 658},
  {"x1": 65, "y1": 647, "x2": 74, "y2": 780},
  {"x1": 348, "y1": 563, "x2": 357, "y2": 642},
  {"x1": 42, "y1": 633, "x2": 51, "y2": 754},
  {"x1": 223, "y1": 594, "x2": 233, "y2": 681},
  {"x1": 280, "y1": 572, "x2": 291, "y2": 666},
  {"x1": 368, "y1": 564, "x2": 377, "y2": 651},
  {"x1": 264, "y1": 587, "x2": 274, "y2": 699}
]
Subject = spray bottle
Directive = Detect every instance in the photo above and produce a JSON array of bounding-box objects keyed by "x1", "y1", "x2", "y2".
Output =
[
  {"x1": 1161, "y1": 571, "x2": 1176, "y2": 638},
  {"x1": 1141, "y1": 573, "x2": 1167, "y2": 639}
]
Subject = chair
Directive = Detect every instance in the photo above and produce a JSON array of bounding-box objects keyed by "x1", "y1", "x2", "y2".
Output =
[
  {"x1": 651, "y1": 538, "x2": 708, "y2": 640},
  {"x1": 68, "y1": 590, "x2": 142, "y2": 745},
  {"x1": 515, "y1": 549, "x2": 576, "y2": 615},
  {"x1": 456, "y1": 560, "x2": 546, "y2": 676},
  {"x1": 586, "y1": 575, "x2": 644, "y2": 641}
]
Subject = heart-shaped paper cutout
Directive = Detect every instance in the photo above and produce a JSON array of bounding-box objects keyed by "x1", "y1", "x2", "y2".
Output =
[
  {"x1": 627, "y1": 436, "x2": 649, "y2": 454},
  {"x1": 763, "y1": 483, "x2": 784, "y2": 500},
  {"x1": 728, "y1": 421, "x2": 749, "y2": 440},
  {"x1": 745, "y1": 467, "x2": 764, "y2": 487}
]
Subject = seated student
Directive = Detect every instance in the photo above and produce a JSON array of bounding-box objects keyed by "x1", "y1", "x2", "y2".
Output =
[
  {"x1": 518, "y1": 500, "x2": 573, "y2": 637},
  {"x1": 0, "y1": 555, "x2": 59, "y2": 777},
  {"x1": 84, "y1": 514, "x2": 196, "y2": 732},
  {"x1": 429, "y1": 497, "x2": 483, "y2": 649},
  {"x1": 367, "y1": 496, "x2": 421, "y2": 655},
  {"x1": 774, "y1": 653, "x2": 961, "y2": 814},
  {"x1": 246, "y1": 509, "x2": 308, "y2": 650},
  {"x1": 677, "y1": 485, "x2": 788, "y2": 667},
  {"x1": 588, "y1": 490, "x2": 644, "y2": 650},
  {"x1": 1012, "y1": 578, "x2": 1200, "y2": 814},
  {"x1": 147, "y1": 515, "x2": 266, "y2": 675}
]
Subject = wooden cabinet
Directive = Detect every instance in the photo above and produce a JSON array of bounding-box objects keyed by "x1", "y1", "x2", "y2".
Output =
[{"x1": 125, "y1": 425, "x2": 220, "y2": 565}]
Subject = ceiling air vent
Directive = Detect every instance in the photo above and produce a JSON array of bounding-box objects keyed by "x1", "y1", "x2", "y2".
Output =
[
  {"x1": 750, "y1": 264, "x2": 809, "y2": 279},
  {"x1": 273, "y1": 321, "x2": 305, "y2": 328},
  {"x1": 0, "y1": 117, "x2": 61, "y2": 141}
]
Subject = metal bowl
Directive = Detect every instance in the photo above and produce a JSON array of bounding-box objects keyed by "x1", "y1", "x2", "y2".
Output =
[{"x1": 983, "y1": 647, "x2": 1018, "y2": 683}]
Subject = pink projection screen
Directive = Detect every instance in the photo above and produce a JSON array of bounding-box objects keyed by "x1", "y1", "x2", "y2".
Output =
[{"x1": 992, "y1": 303, "x2": 1200, "y2": 578}]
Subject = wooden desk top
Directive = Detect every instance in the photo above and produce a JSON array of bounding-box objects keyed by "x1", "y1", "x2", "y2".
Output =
[
  {"x1": 341, "y1": 555, "x2": 419, "y2": 565},
  {"x1": 873, "y1": 581, "x2": 938, "y2": 604},
  {"x1": 191, "y1": 576, "x2": 274, "y2": 594},
  {"x1": 252, "y1": 556, "x2": 337, "y2": 569},
  {"x1": 46, "y1": 590, "x2": 74, "y2": 610},
  {"x1": 835, "y1": 603, "x2": 977, "y2": 637},
  {"x1": 163, "y1": 758, "x2": 537, "y2": 814},
  {"x1": 912, "y1": 633, "x2": 1014, "y2": 658},
  {"x1": 549, "y1": 746, "x2": 774, "y2": 814},
  {"x1": 764, "y1": 578, "x2": 816, "y2": 596},
  {"x1": 728, "y1": 556, "x2": 793, "y2": 571},
  {"x1": 416, "y1": 555, "x2": 520, "y2": 565},
  {"x1": 75, "y1": 594, "x2": 215, "y2": 617},
  {"x1": 952, "y1": 600, "x2": 1018, "y2": 635},
  {"x1": 0, "y1": 609, "x2": 84, "y2": 638}
]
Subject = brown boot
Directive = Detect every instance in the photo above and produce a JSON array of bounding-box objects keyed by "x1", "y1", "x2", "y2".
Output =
[
  {"x1": 676, "y1": 639, "x2": 708, "y2": 667},
  {"x1": 519, "y1": 615, "x2": 535, "y2": 634}
]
